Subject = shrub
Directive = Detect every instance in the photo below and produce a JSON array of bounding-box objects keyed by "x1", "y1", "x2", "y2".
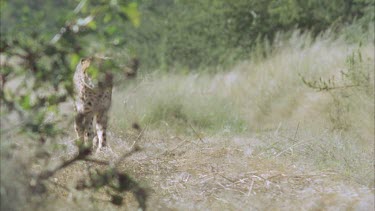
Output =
[{"x1": 123, "y1": 0, "x2": 374, "y2": 71}]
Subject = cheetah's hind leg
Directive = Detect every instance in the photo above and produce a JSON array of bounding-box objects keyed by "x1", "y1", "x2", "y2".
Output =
[
  {"x1": 93, "y1": 135, "x2": 99, "y2": 149},
  {"x1": 83, "y1": 113, "x2": 95, "y2": 150},
  {"x1": 74, "y1": 113, "x2": 85, "y2": 142}
]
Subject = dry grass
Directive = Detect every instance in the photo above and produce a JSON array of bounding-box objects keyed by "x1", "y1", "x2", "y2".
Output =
[{"x1": 43, "y1": 128, "x2": 374, "y2": 210}]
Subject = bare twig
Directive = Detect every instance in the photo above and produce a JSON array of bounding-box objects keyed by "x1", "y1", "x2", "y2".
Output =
[
  {"x1": 37, "y1": 144, "x2": 107, "y2": 181},
  {"x1": 318, "y1": 84, "x2": 361, "y2": 91},
  {"x1": 247, "y1": 180, "x2": 255, "y2": 196},
  {"x1": 112, "y1": 146, "x2": 141, "y2": 168},
  {"x1": 217, "y1": 173, "x2": 236, "y2": 183},
  {"x1": 274, "y1": 122, "x2": 300, "y2": 158},
  {"x1": 112, "y1": 125, "x2": 147, "y2": 168},
  {"x1": 158, "y1": 138, "x2": 189, "y2": 157},
  {"x1": 274, "y1": 122, "x2": 282, "y2": 136},
  {"x1": 274, "y1": 140, "x2": 305, "y2": 158},
  {"x1": 129, "y1": 124, "x2": 148, "y2": 149},
  {"x1": 37, "y1": 155, "x2": 80, "y2": 182},
  {"x1": 188, "y1": 122, "x2": 204, "y2": 143},
  {"x1": 293, "y1": 122, "x2": 300, "y2": 142},
  {"x1": 83, "y1": 158, "x2": 109, "y2": 165}
]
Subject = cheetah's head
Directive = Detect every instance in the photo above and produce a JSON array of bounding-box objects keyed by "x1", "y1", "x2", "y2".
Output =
[{"x1": 80, "y1": 57, "x2": 92, "y2": 71}]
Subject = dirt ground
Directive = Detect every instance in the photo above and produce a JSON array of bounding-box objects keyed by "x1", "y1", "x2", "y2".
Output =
[{"x1": 49, "y1": 128, "x2": 374, "y2": 211}]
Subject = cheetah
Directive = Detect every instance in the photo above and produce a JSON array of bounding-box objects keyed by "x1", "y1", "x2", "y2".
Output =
[{"x1": 73, "y1": 57, "x2": 113, "y2": 152}]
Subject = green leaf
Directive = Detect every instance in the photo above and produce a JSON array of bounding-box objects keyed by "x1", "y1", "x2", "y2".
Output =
[
  {"x1": 121, "y1": 2, "x2": 140, "y2": 27},
  {"x1": 47, "y1": 105, "x2": 58, "y2": 113},
  {"x1": 70, "y1": 54, "x2": 81, "y2": 70},
  {"x1": 86, "y1": 66, "x2": 99, "y2": 81},
  {"x1": 20, "y1": 95, "x2": 32, "y2": 110},
  {"x1": 103, "y1": 13, "x2": 112, "y2": 23},
  {"x1": 105, "y1": 25, "x2": 117, "y2": 35},
  {"x1": 87, "y1": 20, "x2": 97, "y2": 30}
]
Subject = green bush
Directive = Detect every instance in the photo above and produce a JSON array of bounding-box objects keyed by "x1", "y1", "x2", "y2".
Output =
[{"x1": 123, "y1": 0, "x2": 374, "y2": 71}]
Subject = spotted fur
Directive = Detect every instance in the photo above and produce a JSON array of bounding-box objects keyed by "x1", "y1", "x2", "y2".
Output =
[{"x1": 73, "y1": 57, "x2": 113, "y2": 152}]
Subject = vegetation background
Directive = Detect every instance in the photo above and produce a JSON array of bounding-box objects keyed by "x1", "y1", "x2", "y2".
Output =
[{"x1": 1, "y1": 0, "x2": 374, "y2": 210}]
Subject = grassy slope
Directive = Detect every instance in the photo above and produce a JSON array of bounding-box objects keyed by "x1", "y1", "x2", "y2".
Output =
[{"x1": 103, "y1": 33, "x2": 374, "y2": 209}]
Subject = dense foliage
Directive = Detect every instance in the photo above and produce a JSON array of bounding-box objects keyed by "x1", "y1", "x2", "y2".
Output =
[
  {"x1": 1, "y1": 0, "x2": 146, "y2": 209},
  {"x1": 123, "y1": 0, "x2": 374, "y2": 70},
  {"x1": 1, "y1": 0, "x2": 138, "y2": 137},
  {"x1": 2, "y1": 0, "x2": 373, "y2": 73}
]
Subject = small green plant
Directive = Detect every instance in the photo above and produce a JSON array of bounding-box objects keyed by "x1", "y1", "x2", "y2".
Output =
[
  {"x1": 301, "y1": 47, "x2": 374, "y2": 131},
  {"x1": 301, "y1": 49, "x2": 371, "y2": 91}
]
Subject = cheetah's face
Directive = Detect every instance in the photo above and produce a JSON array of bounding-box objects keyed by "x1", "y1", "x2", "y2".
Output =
[{"x1": 80, "y1": 57, "x2": 92, "y2": 71}]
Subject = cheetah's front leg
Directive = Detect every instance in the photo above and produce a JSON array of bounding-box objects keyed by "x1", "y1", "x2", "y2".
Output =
[{"x1": 95, "y1": 112, "x2": 108, "y2": 152}]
